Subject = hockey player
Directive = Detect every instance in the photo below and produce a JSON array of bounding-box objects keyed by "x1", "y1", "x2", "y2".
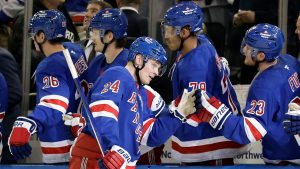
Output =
[
  {"x1": 282, "y1": 13, "x2": 300, "y2": 137},
  {"x1": 69, "y1": 36, "x2": 197, "y2": 169},
  {"x1": 86, "y1": 8, "x2": 129, "y2": 85},
  {"x1": 161, "y1": 1, "x2": 249, "y2": 165},
  {"x1": 86, "y1": 9, "x2": 167, "y2": 165},
  {"x1": 196, "y1": 23, "x2": 300, "y2": 165},
  {"x1": 8, "y1": 10, "x2": 88, "y2": 163},
  {"x1": 0, "y1": 72, "x2": 7, "y2": 160}
]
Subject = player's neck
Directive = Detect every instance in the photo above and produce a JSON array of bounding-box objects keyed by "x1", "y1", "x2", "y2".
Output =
[
  {"x1": 180, "y1": 36, "x2": 198, "y2": 56},
  {"x1": 126, "y1": 61, "x2": 137, "y2": 81},
  {"x1": 41, "y1": 0, "x2": 60, "y2": 10},
  {"x1": 42, "y1": 43, "x2": 64, "y2": 57},
  {"x1": 258, "y1": 59, "x2": 277, "y2": 72},
  {"x1": 105, "y1": 47, "x2": 123, "y2": 64}
]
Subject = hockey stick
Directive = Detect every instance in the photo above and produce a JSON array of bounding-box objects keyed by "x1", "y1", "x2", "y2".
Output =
[
  {"x1": 62, "y1": 49, "x2": 105, "y2": 156},
  {"x1": 295, "y1": 135, "x2": 300, "y2": 146}
]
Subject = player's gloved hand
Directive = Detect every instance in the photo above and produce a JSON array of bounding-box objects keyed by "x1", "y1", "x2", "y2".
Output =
[
  {"x1": 169, "y1": 90, "x2": 201, "y2": 126},
  {"x1": 197, "y1": 90, "x2": 231, "y2": 130},
  {"x1": 98, "y1": 145, "x2": 131, "y2": 169},
  {"x1": 8, "y1": 117, "x2": 37, "y2": 160},
  {"x1": 63, "y1": 112, "x2": 86, "y2": 137},
  {"x1": 169, "y1": 89, "x2": 196, "y2": 123},
  {"x1": 0, "y1": 124, "x2": 3, "y2": 159},
  {"x1": 184, "y1": 89, "x2": 204, "y2": 127},
  {"x1": 283, "y1": 102, "x2": 300, "y2": 135},
  {"x1": 0, "y1": 112, "x2": 4, "y2": 158}
]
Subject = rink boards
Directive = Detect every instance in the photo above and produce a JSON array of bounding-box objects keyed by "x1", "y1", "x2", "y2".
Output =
[{"x1": 1, "y1": 164, "x2": 300, "y2": 169}]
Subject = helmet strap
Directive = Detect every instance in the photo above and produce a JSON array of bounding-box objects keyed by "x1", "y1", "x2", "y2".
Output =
[
  {"x1": 178, "y1": 32, "x2": 192, "y2": 51},
  {"x1": 100, "y1": 37, "x2": 114, "y2": 54},
  {"x1": 133, "y1": 60, "x2": 146, "y2": 86}
]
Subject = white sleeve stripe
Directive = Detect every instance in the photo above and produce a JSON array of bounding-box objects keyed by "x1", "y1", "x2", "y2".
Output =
[
  {"x1": 143, "y1": 85, "x2": 157, "y2": 95},
  {"x1": 140, "y1": 121, "x2": 154, "y2": 146},
  {"x1": 244, "y1": 117, "x2": 267, "y2": 142},
  {"x1": 142, "y1": 118, "x2": 154, "y2": 126},
  {"x1": 38, "y1": 102, "x2": 67, "y2": 114},
  {"x1": 89, "y1": 100, "x2": 119, "y2": 112},
  {"x1": 40, "y1": 95, "x2": 69, "y2": 105},
  {"x1": 0, "y1": 111, "x2": 4, "y2": 122},
  {"x1": 40, "y1": 139, "x2": 73, "y2": 147},
  {"x1": 92, "y1": 111, "x2": 118, "y2": 122}
]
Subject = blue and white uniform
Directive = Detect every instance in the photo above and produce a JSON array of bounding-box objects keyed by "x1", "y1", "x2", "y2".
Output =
[
  {"x1": 170, "y1": 37, "x2": 250, "y2": 162},
  {"x1": 28, "y1": 42, "x2": 88, "y2": 163},
  {"x1": 0, "y1": 72, "x2": 7, "y2": 158},
  {"x1": 80, "y1": 66, "x2": 184, "y2": 167},
  {"x1": 221, "y1": 55, "x2": 300, "y2": 164}
]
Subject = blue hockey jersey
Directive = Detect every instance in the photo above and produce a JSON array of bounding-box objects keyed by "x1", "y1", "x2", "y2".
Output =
[
  {"x1": 28, "y1": 42, "x2": 88, "y2": 163},
  {"x1": 86, "y1": 49, "x2": 129, "y2": 85},
  {"x1": 83, "y1": 66, "x2": 184, "y2": 167},
  {"x1": 0, "y1": 72, "x2": 8, "y2": 143},
  {"x1": 170, "y1": 37, "x2": 249, "y2": 162},
  {"x1": 79, "y1": 48, "x2": 129, "y2": 118},
  {"x1": 221, "y1": 54, "x2": 300, "y2": 164}
]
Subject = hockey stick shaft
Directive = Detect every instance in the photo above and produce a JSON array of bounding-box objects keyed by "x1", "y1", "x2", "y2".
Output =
[
  {"x1": 295, "y1": 135, "x2": 300, "y2": 146},
  {"x1": 63, "y1": 49, "x2": 105, "y2": 156}
]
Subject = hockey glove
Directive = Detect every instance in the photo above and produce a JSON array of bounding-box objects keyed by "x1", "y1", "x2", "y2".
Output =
[
  {"x1": 8, "y1": 117, "x2": 37, "y2": 160},
  {"x1": 184, "y1": 89, "x2": 205, "y2": 127},
  {"x1": 0, "y1": 111, "x2": 4, "y2": 158},
  {"x1": 283, "y1": 102, "x2": 300, "y2": 135},
  {"x1": 63, "y1": 112, "x2": 86, "y2": 137},
  {"x1": 0, "y1": 124, "x2": 2, "y2": 159},
  {"x1": 169, "y1": 89, "x2": 196, "y2": 123},
  {"x1": 169, "y1": 90, "x2": 201, "y2": 126},
  {"x1": 198, "y1": 90, "x2": 231, "y2": 130},
  {"x1": 98, "y1": 145, "x2": 131, "y2": 169}
]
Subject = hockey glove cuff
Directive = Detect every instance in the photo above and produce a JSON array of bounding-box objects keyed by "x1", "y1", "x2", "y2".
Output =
[
  {"x1": 98, "y1": 145, "x2": 131, "y2": 169},
  {"x1": 198, "y1": 91, "x2": 231, "y2": 130}
]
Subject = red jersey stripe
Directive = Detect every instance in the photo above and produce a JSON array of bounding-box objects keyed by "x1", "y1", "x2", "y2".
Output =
[
  {"x1": 43, "y1": 99, "x2": 68, "y2": 110},
  {"x1": 172, "y1": 141, "x2": 244, "y2": 154},
  {"x1": 90, "y1": 104, "x2": 119, "y2": 118},
  {"x1": 41, "y1": 145, "x2": 71, "y2": 154},
  {"x1": 142, "y1": 118, "x2": 155, "y2": 138},
  {"x1": 245, "y1": 118, "x2": 263, "y2": 141}
]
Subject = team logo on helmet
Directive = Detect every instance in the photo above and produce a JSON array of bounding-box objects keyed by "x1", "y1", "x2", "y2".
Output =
[
  {"x1": 90, "y1": 8, "x2": 128, "y2": 40},
  {"x1": 241, "y1": 23, "x2": 284, "y2": 61},
  {"x1": 29, "y1": 10, "x2": 67, "y2": 40}
]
